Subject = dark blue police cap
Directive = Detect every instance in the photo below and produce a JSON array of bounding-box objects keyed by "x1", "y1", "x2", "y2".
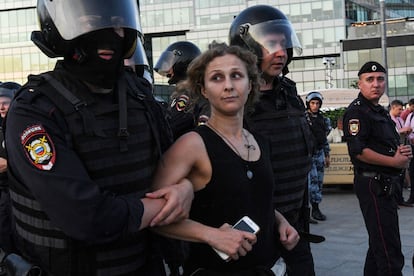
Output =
[
  {"x1": 358, "y1": 61, "x2": 386, "y2": 76},
  {"x1": 0, "y1": 82, "x2": 21, "y2": 99}
]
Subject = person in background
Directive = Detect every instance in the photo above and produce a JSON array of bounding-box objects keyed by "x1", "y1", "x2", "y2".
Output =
[
  {"x1": 344, "y1": 61, "x2": 411, "y2": 276},
  {"x1": 403, "y1": 99, "x2": 414, "y2": 205},
  {"x1": 400, "y1": 98, "x2": 414, "y2": 122},
  {"x1": 229, "y1": 5, "x2": 316, "y2": 276},
  {"x1": 306, "y1": 91, "x2": 330, "y2": 222},
  {"x1": 0, "y1": 82, "x2": 21, "y2": 254},
  {"x1": 152, "y1": 42, "x2": 299, "y2": 276},
  {"x1": 327, "y1": 116, "x2": 344, "y2": 143},
  {"x1": 4, "y1": 0, "x2": 193, "y2": 275},
  {"x1": 389, "y1": 99, "x2": 413, "y2": 207},
  {"x1": 154, "y1": 41, "x2": 210, "y2": 139}
]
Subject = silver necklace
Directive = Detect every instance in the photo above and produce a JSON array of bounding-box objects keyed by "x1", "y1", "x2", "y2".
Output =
[{"x1": 207, "y1": 123, "x2": 254, "y2": 179}]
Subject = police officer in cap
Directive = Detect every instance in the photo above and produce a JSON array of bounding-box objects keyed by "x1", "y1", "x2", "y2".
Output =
[
  {"x1": 4, "y1": 0, "x2": 193, "y2": 275},
  {"x1": 229, "y1": 5, "x2": 316, "y2": 276},
  {"x1": 343, "y1": 61, "x2": 411, "y2": 276},
  {"x1": 0, "y1": 82, "x2": 20, "y2": 254},
  {"x1": 154, "y1": 41, "x2": 210, "y2": 140}
]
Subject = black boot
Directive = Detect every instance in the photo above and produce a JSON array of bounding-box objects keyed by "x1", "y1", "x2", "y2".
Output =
[
  {"x1": 312, "y1": 203, "x2": 326, "y2": 221},
  {"x1": 405, "y1": 197, "x2": 414, "y2": 204}
]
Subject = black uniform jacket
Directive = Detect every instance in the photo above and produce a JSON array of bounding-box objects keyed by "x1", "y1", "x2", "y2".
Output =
[
  {"x1": 343, "y1": 92, "x2": 401, "y2": 175},
  {"x1": 5, "y1": 69, "x2": 146, "y2": 243}
]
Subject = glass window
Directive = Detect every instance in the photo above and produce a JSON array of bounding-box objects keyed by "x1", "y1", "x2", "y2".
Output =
[
  {"x1": 396, "y1": 75, "x2": 407, "y2": 89},
  {"x1": 30, "y1": 53, "x2": 40, "y2": 71},
  {"x1": 301, "y1": 2, "x2": 312, "y2": 22},
  {"x1": 304, "y1": 59, "x2": 315, "y2": 69},
  {"x1": 391, "y1": 47, "x2": 407, "y2": 68},
  {"x1": 9, "y1": 10, "x2": 17, "y2": 27},
  {"x1": 22, "y1": 53, "x2": 31, "y2": 71},
  {"x1": 324, "y1": 28, "x2": 335, "y2": 45},
  {"x1": 408, "y1": 74, "x2": 414, "y2": 95},
  {"x1": 164, "y1": 9, "x2": 172, "y2": 26},
  {"x1": 0, "y1": 11, "x2": 9, "y2": 28},
  {"x1": 291, "y1": 4, "x2": 301, "y2": 16},
  {"x1": 176, "y1": 8, "x2": 190, "y2": 25},
  {"x1": 301, "y1": 29, "x2": 313, "y2": 48},
  {"x1": 406, "y1": 46, "x2": 414, "y2": 67},
  {"x1": 313, "y1": 28, "x2": 324, "y2": 48},
  {"x1": 4, "y1": 56, "x2": 14, "y2": 73},
  {"x1": 0, "y1": 56, "x2": 4, "y2": 73},
  {"x1": 312, "y1": 1, "x2": 323, "y2": 21},
  {"x1": 280, "y1": 5, "x2": 290, "y2": 16},
  {"x1": 333, "y1": 0, "x2": 343, "y2": 18},
  {"x1": 369, "y1": 48, "x2": 382, "y2": 63},
  {"x1": 345, "y1": 50, "x2": 359, "y2": 71},
  {"x1": 358, "y1": 50, "x2": 370, "y2": 69}
]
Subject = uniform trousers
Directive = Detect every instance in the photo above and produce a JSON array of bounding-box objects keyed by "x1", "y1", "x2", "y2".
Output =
[
  {"x1": 354, "y1": 174, "x2": 404, "y2": 276},
  {"x1": 308, "y1": 149, "x2": 325, "y2": 204},
  {"x1": 281, "y1": 233, "x2": 315, "y2": 276}
]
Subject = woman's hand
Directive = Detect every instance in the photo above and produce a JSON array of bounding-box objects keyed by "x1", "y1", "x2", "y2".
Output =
[{"x1": 207, "y1": 223, "x2": 257, "y2": 261}]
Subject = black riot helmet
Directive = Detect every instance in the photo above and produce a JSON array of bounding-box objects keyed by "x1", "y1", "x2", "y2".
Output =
[
  {"x1": 229, "y1": 5, "x2": 302, "y2": 75},
  {"x1": 154, "y1": 41, "x2": 201, "y2": 85},
  {"x1": 306, "y1": 91, "x2": 323, "y2": 109},
  {"x1": 124, "y1": 34, "x2": 153, "y2": 85},
  {"x1": 31, "y1": 0, "x2": 141, "y2": 59}
]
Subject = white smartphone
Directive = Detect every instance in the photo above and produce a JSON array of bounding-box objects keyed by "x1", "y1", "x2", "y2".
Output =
[
  {"x1": 232, "y1": 216, "x2": 260, "y2": 234},
  {"x1": 213, "y1": 216, "x2": 260, "y2": 261}
]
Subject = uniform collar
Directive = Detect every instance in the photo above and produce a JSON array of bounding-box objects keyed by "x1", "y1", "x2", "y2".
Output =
[{"x1": 357, "y1": 92, "x2": 386, "y2": 113}]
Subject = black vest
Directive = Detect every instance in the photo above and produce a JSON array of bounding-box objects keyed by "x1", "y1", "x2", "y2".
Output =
[
  {"x1": 8, "y1": 68, "x2": 170, "y2": 275},
  {"x1": 246, "y1": 77, "x2": 313, "y2": 224}
]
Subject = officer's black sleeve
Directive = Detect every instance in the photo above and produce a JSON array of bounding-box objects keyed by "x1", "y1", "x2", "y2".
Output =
[
  {"x1": 5, "y1": 94, "x2": 144, "y2": 243},
  {"x1": 343, "y1": 107, "x2": 371, "y2": 158}
]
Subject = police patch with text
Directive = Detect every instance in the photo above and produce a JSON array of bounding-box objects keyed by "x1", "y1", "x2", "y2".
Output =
[
  {"x1": 348, "y1": 119, "x2": 360, "y2": 136},
  {"x1": 21, "y1": 125, "x2": 56, "y2": 170}
]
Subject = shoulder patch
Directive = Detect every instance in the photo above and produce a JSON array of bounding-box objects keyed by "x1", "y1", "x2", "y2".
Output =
[
  {"x1": 174, "y1": 95, "x2": 189, "y2": 112},
  {"x1": 348, "y1": 119, "x2": 360, "y2": 136},
  {"x1": 21, "y1": 125, "x2": 56, "y2": 170}
]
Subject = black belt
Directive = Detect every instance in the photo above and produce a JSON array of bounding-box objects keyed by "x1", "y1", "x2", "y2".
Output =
[
  {"x1": 355, "y1": 169, "x2": 379, "y2": 178},
  {"x1": 356, "y1": 169, "x2": 401, "y2": 178},
  {"x1": 358, "y1": 171, "x2": 379, "y2": 178}
]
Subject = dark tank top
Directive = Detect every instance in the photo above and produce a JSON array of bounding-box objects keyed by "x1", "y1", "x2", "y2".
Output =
[{"x1": 184, "y1": 125, "x2": 280, "y2": 273}]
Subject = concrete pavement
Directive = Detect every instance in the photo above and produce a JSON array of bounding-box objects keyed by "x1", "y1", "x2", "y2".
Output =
[{"x1": 310, "y1": 186, "x2": 414, "y2": 276}]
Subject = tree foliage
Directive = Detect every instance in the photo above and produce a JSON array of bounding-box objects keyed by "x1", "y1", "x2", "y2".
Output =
[{"x1": 322, "y1": 107, "x2": 346, "y2": 128}]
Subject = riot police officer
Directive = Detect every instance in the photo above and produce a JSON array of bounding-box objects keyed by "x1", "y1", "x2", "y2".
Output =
[
  {"x1": 4, "y1": 0, "x2": 193, "y2": 275},
  {"x1": 229, "y1": 5, "x2": 316, "y2": 276},
  {"x1": 343, "y1": 61, "x2": 411, "y2": 276},
  {"x1": 154, "y1": 41, "x2": 210, "y2": 139},
  {"x1": 306, "y1": 91, "x2": 330, "y2": 221}
]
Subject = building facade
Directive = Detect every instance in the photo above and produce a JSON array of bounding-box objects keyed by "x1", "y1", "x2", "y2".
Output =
[{"x1": 1, "y1": 0, "x2": 413, "y2": 102}]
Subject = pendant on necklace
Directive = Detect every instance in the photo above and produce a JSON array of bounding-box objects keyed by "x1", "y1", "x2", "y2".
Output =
[{"x1": 247, "y1": 169, "x2": 253, "y2": 179}]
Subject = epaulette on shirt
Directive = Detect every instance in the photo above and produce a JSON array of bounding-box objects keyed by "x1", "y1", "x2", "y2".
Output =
[
  {"x1": 14, "y1": 74, "x2": 54, "y2": 106},
  {"x1": 353, "y1": 100, "x2": 361, "y2": 106}
]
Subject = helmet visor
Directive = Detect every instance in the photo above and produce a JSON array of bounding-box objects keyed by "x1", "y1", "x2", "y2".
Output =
[
  {"x1": 154, "y1": 51, "x2": 179, "y2": 76},
  {"x1": 240, "y1": 19, "x2": 302, "y2": 56},
  {"x1": 125, "y1": 39, "x2": 149, "y2": 68},
  {"x1": 45, "y1": 0, "x2": 140, "y2": 40}
]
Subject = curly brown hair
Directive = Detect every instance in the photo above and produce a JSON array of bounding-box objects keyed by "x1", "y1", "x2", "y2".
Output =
[{"x1": 177, "y1": 41, "x2": 260, "y2": 115}]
